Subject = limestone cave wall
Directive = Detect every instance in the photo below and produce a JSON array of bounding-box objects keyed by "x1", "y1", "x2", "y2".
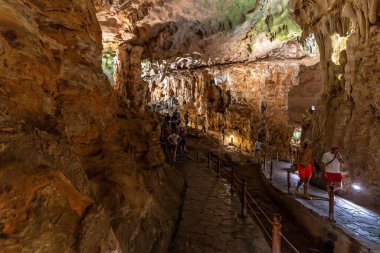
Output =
[
  {"x1": 0, "y1": 1, "x2": 182, "y2": 252},
  {"x1": 145, "y1": 55, "x2": 321, "y2": 154},
  {"x1": 290, "y1": 0, "x2": 380, "y2": 209}
]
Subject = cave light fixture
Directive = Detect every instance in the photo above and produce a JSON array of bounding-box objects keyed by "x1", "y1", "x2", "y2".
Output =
[
  {"x1": 352, "y1": 183, "x2": 362, "y2": 192},
  {"x1": 230, "y1": 135, "x2": 234, "y2": 145},
  {"x1": 311, "y1": 105, "x2": 316, "y2": 112},
  {"x1": 330, "y1": 33, "x2": 347, "y2": 65}
]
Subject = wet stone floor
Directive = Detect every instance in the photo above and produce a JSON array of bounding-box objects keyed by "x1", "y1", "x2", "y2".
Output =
[{"x1": 168, "y1": 153, "x2": 270, "y2": 253}]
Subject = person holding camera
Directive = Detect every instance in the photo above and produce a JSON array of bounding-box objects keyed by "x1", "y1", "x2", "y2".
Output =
[{"x1": 322, "y1": 146, "x2": 344, "y2": 192}]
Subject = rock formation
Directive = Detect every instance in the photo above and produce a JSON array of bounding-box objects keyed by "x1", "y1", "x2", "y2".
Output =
[
  {"x1": 144, "y1": 43, "x2": 321, "y2": 154},
  {"x1": 289, "y1": 0, "x2": 380, "y2": 209},
  {"x1": 103, "y1": 0, "x2": 323, "y2": 156},
  {"x1": 0, "y1": 1, "x2": 183, "y2": 252}
]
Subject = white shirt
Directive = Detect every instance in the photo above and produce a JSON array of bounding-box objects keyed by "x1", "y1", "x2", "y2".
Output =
[
  {"x1": 322, "y1": 152, "x2": 341, "y2": 173},
  {"x1": 168, "y1": 134, "x2": 181, "y2": 146},
  {"x1": 255, "y1": 141, "x2": 262, "y2": 150}
]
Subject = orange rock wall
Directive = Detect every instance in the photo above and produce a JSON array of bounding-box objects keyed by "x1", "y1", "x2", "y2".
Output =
[{"x1": 0, "y1": 1, "x2": 182, "y2": 252}]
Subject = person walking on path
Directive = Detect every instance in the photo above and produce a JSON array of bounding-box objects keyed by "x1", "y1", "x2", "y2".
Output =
[
  {"x1": 167, "y1": 131, "x2": 181, "y2": 163},
  {"x1": 195, "y1": 115, "x2": 199, "y2": 130},
  {"x1": 201, "y1": 116, "x2": 207, "y2": 133},
  {"x1": 178, "y1": 124, "x2": 188, "y2": 154},
  {"x1": 255, "y1": 140, "x2": 262, "y2": 157},
  {"x1": 184, "y1": 111, "x2": 189, "y2": 128},
  {"x1": 322, "y1": 145, "x2": 344, "y2": 192},
  {"x1": 295, "y1": 139, "x2": 313, "y2": 200}
]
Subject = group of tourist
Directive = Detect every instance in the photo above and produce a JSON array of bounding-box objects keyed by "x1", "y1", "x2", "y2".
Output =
[
  {"x1": 295, "y1": 140, "x2": 344, "y2": 199},
  {"x1": 161, "y1": 110, "x2": 190, "y2": 163},
  {"x1": 253, "y1": 138, "x2": 344, "y2": 200},
  {"x1": 161, "y1": 110, "x2": 209, "y2": 163},
  {"x1": 163, "y1": 110, "x2": 343, "y2": 201}
]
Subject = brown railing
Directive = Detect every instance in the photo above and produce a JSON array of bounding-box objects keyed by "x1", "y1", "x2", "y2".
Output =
[{"x1": 207, "y1": 151, "x2": 301, "y2": 253}]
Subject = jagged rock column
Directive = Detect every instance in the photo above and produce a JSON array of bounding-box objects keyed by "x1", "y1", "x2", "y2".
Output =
[{"x1": 114, "y1": 44, "x2": 150, "y2": 110}]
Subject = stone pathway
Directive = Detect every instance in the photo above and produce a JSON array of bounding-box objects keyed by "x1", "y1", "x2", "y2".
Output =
[
  {"x1": 263, "y1": 160, "x2": 380, "y2": 251},
  {"x1": 168, "y1": 153, "x2": 271, "y2": 253}
]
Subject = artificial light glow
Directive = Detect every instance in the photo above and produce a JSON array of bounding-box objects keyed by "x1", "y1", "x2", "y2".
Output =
[
  {"x1": 352, "y1": 184, "x2": 361, "y2": 191},
  {"x1": 330, "y1": 33, "x2": 347, "y2": 65},
  {"x1": 230, "y1": 135, "x2": 234, "y2": 144},
  {"x1": 311, "y1": 105, "x2": 316, "y2": 111}
]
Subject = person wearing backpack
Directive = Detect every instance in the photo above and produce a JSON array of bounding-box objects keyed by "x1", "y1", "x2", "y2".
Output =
[
  {"x1": 322, "y1": 146, "x2": 344, "y2": 192},
  {"x1": 184, "y1": 111, "x2": 189, "y2": 128}
]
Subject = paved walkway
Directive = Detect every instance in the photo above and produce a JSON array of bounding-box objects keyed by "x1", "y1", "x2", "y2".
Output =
[
  {"x1": 168, "y1": 153, "x2": 270, "y2": 253},
  {"x1": 263, "y1": 160, "x2": 380, "y2": 250}
]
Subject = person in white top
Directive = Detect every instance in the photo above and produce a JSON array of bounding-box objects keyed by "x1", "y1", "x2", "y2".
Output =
[
  {"x1": 322, "y1": 146, "x2": 344, "y2": 192},
  {"x1": 167, "y1": 132, "x2": 181, "y2": 163},
  {"x1": 255, "y1": 140, "x2": 262, "y2": 157}
]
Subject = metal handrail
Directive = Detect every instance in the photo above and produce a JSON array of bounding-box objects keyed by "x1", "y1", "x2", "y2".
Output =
[{"x1": 208, "y1": 150, "x2": 301, "y2": 253}]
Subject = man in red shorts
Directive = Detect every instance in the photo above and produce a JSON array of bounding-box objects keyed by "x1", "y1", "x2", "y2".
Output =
[
  {"x1": 295, "y1": 140, "x2": 313, "y2": 199},
  {"x1": 322, "y1": 146, "x2": 344, "y2": 192}
]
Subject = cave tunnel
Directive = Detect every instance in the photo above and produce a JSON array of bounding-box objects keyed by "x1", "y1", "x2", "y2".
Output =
[{"x1": 1, "y1": 0, "x2": 380, "y2": 253}]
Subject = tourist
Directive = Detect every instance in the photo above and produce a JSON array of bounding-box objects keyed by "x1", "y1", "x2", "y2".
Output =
[
  {"x1": 161, "y1": 114, "x2": 171, "y2": 142},
  {"x1": 255, "y1": 140, "x2": 262, "y2": 157},
  {"x1": 164, "y1": 113, "x2": 171, "y2": 124},
  {"x1": 178, "y1": 124, "x2": 188, "y2": 154},
  {"x1": 295, "y1": 139, "x2": 313, "y2": 199},
  {"x1": 171, "y1": 119, "x2": 178, "y2": 134},
  {"x1": 322, "y1": 146, "x2": 344, "y2": 192},
  {"x1": 173, "y1": 109, "x2": 180, "y2": 123},
  {"x1": 167, "y1": 131, "x2": 181, "y2": 163},
  {"x1": 201, "y1": 116, "x2": 207, "y2": 133},
  {"x1": 184, "y1": 111, "x2": 189, "y2": 128}
]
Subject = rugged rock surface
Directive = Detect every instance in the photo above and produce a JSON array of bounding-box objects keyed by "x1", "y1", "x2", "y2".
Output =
[
  {"x1": 0, "y1": 1, "x2": 183, "y2": 252},
  {"x1": 144, "y1": 50, "x2": 321, "y2": 154},
  {"x1": 290, "y1": 0, "x2": 380, "y2": 209}
]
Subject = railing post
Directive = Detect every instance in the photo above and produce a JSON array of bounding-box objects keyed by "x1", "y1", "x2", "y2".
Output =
[
  {"x1": 263, "y1": 152, "x2": 266, "y2": 171},
  {"x1": 287, "y1": 170, "x2": 291, "y2": 195},
  {"x1": 217, "y1": 157, "x2": 221, "y2": 178},
  {"x1": 329, "y1": 186, "x2": 335, "y2": 222},
  {"x1": 272, "y1": 214, "x2": 282, "y2": 253},
  {"x1": 241, "y1": 179, "x2": 247, "y2": 218},
  {"x1": 196, "y1": 143, "x2": 199, "y2": 164},
  {"x1": 208, "y1": 152, "x2": 210, "y2": 168},
  {"x1": 270, "y1": 160, "x2": 273, "y2": 181},
  {"x1": 230, "y1": 166, "x2": 235, "y2": 194}
]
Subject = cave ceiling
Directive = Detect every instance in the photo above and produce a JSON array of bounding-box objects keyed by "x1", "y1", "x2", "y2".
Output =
[{"x1": 95, "y1": 0, "x2": 312, "y2": 66}]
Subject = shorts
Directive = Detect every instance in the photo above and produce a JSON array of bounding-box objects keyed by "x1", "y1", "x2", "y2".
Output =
[
  {"x1": 297, "y1": 163, "x2": 312, "y2": 179},
  {"x1": 169, "y1": 143, "x2": 178, "y2": 149},
  {"x1": 179, "y1": 139, "x2": 186, "y2": 145},
  {"x1": 324, "y1": 172, "x2": 342, "y2": 183}
]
